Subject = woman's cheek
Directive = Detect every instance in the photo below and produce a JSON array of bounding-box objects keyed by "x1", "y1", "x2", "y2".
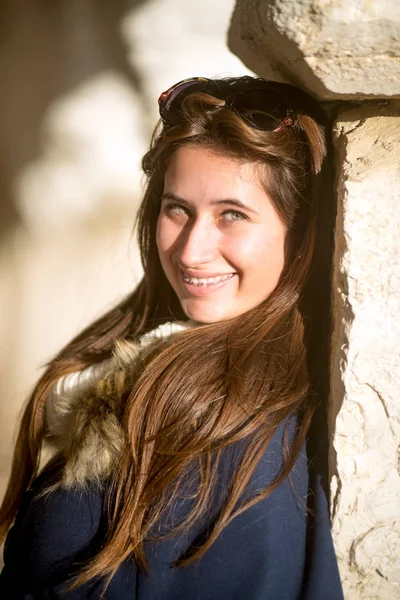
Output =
[
  {"x1": 156, "y1": 216, "x2": 173, "y2": 256},
  {"x1": 230, "y1": 232, "x2": 267, "y2": 266}
]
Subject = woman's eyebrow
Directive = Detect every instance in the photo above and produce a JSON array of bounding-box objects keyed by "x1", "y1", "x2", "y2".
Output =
[
  {"x1": 210, "y1": 199, "x2": 259, "y2": 215},
  {"x1": 161, "y1": 192, "x2": 258, "y2": 215},
  {"x1": 160, "y1": 192, "x2": 187, "y2": 203}
]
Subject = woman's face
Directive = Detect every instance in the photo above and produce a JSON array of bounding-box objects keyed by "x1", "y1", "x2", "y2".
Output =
[{"x1": 156, "y1": 145, "x2": 288, "y2": 323}]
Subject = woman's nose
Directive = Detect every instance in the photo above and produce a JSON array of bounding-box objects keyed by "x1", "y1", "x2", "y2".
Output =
[{"x1": 177, "y1": 219, "x2": 219, "y2": 267}]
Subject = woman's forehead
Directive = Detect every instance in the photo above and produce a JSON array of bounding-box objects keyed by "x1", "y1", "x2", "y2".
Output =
[{"x1": 164, "y1": 145, "x2": 265, "y2": 195}]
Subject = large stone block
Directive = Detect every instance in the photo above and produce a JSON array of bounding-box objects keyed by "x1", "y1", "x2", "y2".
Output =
[
  {"x1": 331, "y1": 105, "x2": 400, "y2": 598},
  {"x1": 228, "y1": 0, "x2": 400, "y2": 99}
]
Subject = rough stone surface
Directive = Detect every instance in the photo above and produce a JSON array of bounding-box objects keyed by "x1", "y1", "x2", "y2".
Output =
[
  {"x1": 228, "y1": 0, "x2": 400, "y2": 100},
  {"x1": 331, "y1": 105, "x2": 400, "y2": 599}
]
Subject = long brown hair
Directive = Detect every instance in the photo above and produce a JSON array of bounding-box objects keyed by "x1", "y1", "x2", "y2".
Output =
[{"x1": 0, "y1": 77, "x2": 327, "y2": 585}]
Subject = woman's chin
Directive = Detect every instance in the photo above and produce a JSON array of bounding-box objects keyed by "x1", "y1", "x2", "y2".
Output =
[{"x1": 180, "y1": 300, "x2": 230, "y2": 324}]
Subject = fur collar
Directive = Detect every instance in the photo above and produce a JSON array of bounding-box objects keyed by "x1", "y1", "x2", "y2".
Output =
[{"x1": 44, "y1": 321, "x2": 195, "y2": 488}]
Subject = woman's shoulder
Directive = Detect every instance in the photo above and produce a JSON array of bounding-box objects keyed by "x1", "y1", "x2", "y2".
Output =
[
  {"x1": 229, "y1": 413, "x2": 309, "y2": 498},
  {"x1": 2, "y1": 476, "x2": 105, "y2": 587}
]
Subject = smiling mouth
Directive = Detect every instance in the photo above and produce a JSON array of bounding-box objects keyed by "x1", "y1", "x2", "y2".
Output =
[{"x1": 182, "y1": 272, "x2": 235, "y2": 287}]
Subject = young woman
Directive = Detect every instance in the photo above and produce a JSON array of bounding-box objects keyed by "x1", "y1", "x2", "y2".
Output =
[{"x1": 0, "y1": 76, "x2": 343, "y2": 599}]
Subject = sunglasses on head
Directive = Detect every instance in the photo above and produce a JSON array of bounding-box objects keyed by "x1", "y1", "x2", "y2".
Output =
[{"x1": 158, "y1": 77, "x2": 296, "y2": 132}]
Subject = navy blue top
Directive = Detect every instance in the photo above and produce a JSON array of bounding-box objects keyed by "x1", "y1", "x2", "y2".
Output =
[{"x1": 1, "y1": 420, "x2": 343, "y2": 599}]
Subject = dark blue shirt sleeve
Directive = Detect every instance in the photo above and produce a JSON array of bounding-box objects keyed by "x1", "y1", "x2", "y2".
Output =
[
  {"x1": 1, "y1": 420, "x2": 343, "y2": 600},
  {"x1": 301, "y1": 472, "x2": 344, "y2": 600},
  {"x1": 1, "y1": 481, "x2": 111, "y2": 599}
]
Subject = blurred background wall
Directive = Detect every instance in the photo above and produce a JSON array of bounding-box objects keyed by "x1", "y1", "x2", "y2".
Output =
[{"x1": 0, "y1": 0, "x2": 252, "y2": 500}]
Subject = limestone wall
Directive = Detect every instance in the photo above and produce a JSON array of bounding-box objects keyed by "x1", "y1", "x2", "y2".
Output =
[
  {"x1": 331, "y1": 107, "x2": 400, "y2": 598},
  {"x1": 229, "y1": 0, "x2": 400, "y2": 99}
]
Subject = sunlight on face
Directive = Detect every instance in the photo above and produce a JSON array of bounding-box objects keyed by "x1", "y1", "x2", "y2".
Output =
[{"x1": 156, "y1": 145, "x2": 288, "y2": 323}]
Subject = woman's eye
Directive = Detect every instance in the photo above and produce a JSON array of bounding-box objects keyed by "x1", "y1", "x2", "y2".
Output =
[
  {"x1": 222, "y1": 210, "x2": 248, "y2": 222},
  {"x1": 164, "y1": 203, "x2": 190, "y2": 217}
]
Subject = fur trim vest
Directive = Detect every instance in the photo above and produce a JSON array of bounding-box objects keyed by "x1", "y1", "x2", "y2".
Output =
[{"x1": 44, "y1": 321, "x2": 195, "y2": 487}]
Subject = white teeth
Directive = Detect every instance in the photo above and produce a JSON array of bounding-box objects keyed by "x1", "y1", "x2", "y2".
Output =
[{"x1": 183, "y1": 273, "x2": 233, "y2": 287}]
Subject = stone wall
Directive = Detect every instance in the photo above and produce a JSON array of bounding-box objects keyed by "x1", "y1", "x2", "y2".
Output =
[
  {"x1": 230, "y1": 2, "x2": 400, "y2": 598},
  {"x1": 331, "y1": 106, "x2": 400, "y2": 598},
  {"x1": 229, "y1": 0, "x2": 400, "y2": 99}
]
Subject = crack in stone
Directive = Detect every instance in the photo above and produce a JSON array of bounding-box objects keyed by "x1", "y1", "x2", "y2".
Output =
[
  {"x1": 330, "y1": 473, "x2": 342, "y2": 521},
  {"x1": 344, "y1": 118, "x2": 368, "y2": 136},
  {"x1": 366, "y1": 384, "x2": 390, "y2": 419}
]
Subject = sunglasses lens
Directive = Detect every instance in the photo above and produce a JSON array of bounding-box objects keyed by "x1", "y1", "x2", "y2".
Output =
[
  {"x1": 159, "y1": 78, "x2": 212, "y2": 123},
  {"x1": 230, "y1": 88, "x2": 288, "y2": 131}
]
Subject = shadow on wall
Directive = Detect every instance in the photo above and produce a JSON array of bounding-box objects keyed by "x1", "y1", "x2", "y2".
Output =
[{"x1": 0, "y1": 0, "x2": 149, "y2": 241}]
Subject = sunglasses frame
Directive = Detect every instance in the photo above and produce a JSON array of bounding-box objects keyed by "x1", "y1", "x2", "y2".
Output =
[{"x1": 158, "y1": 77, "x2": 296, "y2": 132}]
